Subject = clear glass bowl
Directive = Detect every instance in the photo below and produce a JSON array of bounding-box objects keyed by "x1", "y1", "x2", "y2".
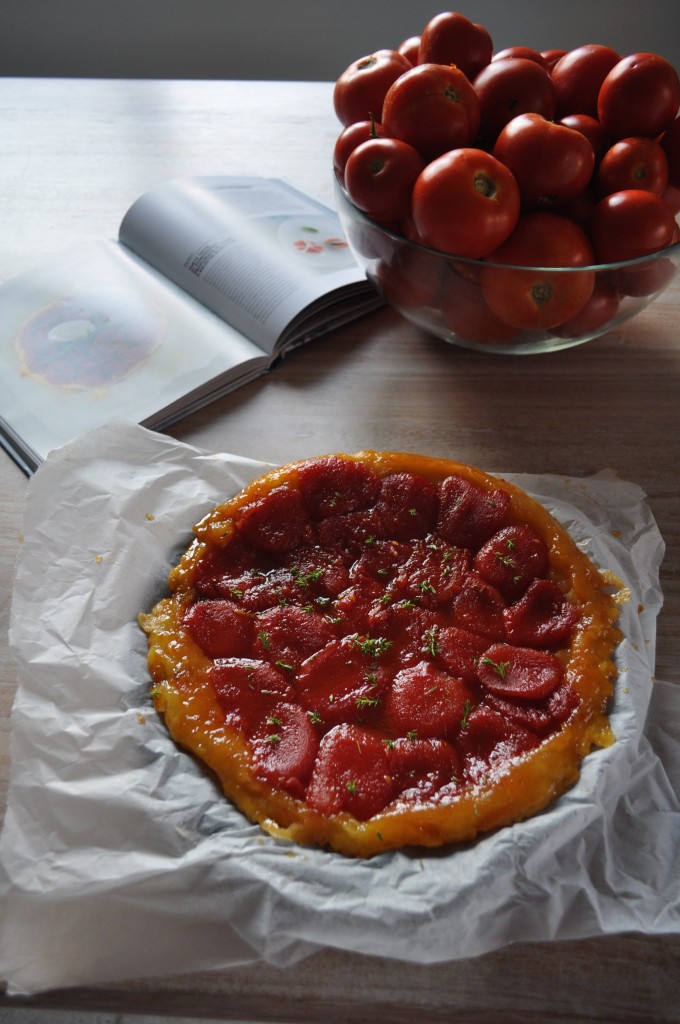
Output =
[{"x1": 334, "y1": 172, "x2": 680, "y2": 355}]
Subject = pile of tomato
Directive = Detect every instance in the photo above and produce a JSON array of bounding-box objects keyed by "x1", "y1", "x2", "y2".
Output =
[{"x1": 332, "y1": 11, "x2": 680, "y2": 335}]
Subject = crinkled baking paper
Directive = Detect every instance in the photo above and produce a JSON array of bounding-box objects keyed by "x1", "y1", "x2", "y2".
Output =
[{"x1": 0, "y1": 420, "x2": 678, "y2": 994}]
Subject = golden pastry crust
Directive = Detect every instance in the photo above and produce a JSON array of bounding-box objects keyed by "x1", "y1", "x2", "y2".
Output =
[{"x1": 140, "y1": 451, "x2": 621, "y2": 857}]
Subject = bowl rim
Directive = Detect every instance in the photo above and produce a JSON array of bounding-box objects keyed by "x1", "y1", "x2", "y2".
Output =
[{"x1": 333, "y1": 169, "x2": 680, "y2": 275}]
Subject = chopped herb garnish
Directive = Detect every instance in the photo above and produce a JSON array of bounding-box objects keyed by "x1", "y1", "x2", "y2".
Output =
[
  {"x1": 355, "y1": 696, "x2": 380, "y2": 709},
  {"x1": 353, "y1": 635, "x2": 393, "y2": 658},
  {"x1": 417, "y1": 580, "x2": 436, "y2": 594},
  {"x1": 422, "y1": 625, "x2": 440, "y2": 657},
  {"x1": 257, "y1": 630, "x2": 271, "y2": 649},
  {"x1": 460, "y1": 698, "x2": 473, "y2": 729},
  {"x1": 482, "y1": 656, "x2": 509, "y2": 679},
  {"x1": 494, "y1": 551, "x2": 516, "y2": 568}
]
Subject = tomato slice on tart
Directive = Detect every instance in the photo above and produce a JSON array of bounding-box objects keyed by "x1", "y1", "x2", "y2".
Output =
[{"x1": 141, "y1": 451, "x2": 621, "y2": 857}]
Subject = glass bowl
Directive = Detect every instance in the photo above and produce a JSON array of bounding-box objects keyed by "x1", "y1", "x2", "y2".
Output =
[{"x1": 333, "y1": 172, "x2": 680, "y2": 355}]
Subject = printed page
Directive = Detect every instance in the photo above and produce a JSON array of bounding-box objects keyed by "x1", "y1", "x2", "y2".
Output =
[
  {"x1": 118, "y1": 176, "x2": 369, "y2": 354},
  {"x1": 0, "y1": 240, "x2": 266, "y2": 468}
]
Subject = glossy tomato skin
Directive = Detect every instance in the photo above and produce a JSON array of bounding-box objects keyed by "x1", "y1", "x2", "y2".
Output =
[
  {"x1": 333, "y1": 119, "x2": 384, "y2": 180},
  {"x1": 381, "y1": 63, "x2": 481, "y2": 161},
  {"x1": 493, "y1": 112, "x2": 595, "y2": 209},
  {"x1": 418, "y1": 11, "x2": 493, "y2": 81},
  {"x1": 596, "y1": 137, "x2": 669, "y2": 197},
  {"x1": 492, "y1": 46, "x2": 549, "y2": 69},
  {"x1": 551, "y1": 277, "x2": 620, "y2": 338},
  {"x1": 333, "y1": 49, "x2": 412, "y2": 126},
  {"x1": 397, "y1": 35, "x2": 421, "y2": 66},
  {"x1": 558, "y1": 113, "x2": 610, "y2": 160},
  {"x1": 440, "y1": 267, "x2": 519, "y2": 344},
  {"x1": 541, "y1": 49, "x2": 567, "y2": 72},
  {"x1": 597, "y1": 53, "x2": 680, "y2": 140},
  {"x1": 590, "y1": 189, "x2": 677, "y2": 262},
  {"x1": 344, "y1": 136, "x2": 425, "y2": 222},
  {"x1": 551, "y1": 44, "x2": 621, "y2": 118},
  {"x1": 482, "y1": 213, "x2": 596, "y2": 329},
  {"x1": 411, "y1": 148, "x2": 520, "y2": 258},
  {"x1": 473, "y1": 57, "x2": 556, "y2": 144},
  {"x1": 661, "y1": 116, "x2": 680, "y2": 188}
]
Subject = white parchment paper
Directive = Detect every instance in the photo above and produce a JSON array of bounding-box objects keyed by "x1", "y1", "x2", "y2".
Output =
[{"x1": 1, "y1": 420, "x2": 678, "y2": 994}]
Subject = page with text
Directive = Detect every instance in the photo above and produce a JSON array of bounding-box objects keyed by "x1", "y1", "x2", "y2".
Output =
[{"x1": 118, "y1": 176, "x2": 369, "y2": 354}]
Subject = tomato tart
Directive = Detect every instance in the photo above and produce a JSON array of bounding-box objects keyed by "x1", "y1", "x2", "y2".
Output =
[{"x1": 140, "y1": 451, "x2": 621, "y2": 858}]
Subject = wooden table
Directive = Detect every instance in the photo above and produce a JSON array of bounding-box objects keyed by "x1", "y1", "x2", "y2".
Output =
[{"x1": 1, "y1": 77, "x2": 678, "y2": 1023}]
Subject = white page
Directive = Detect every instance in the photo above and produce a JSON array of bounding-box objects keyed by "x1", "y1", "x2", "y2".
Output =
[
  {"x1": 0, "y1": 240, "x2": 265, "y2": 464},
  {"x1": 119, "y1": 176, "x2": 372, "y2": 354}
]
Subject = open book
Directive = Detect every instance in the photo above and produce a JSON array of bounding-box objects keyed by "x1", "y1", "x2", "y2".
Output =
[{"x1": 0, "y1": 176, "x2": 382, "y2": 474}]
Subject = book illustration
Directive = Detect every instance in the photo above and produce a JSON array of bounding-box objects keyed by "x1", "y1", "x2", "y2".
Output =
[
  {"x1": 13, "y1": 285, "x2": 165, "y2": 392},
  {"x1": 0, "y1": 176, "x2": 383, "y2": 474},
  {"x1": 275, "y1": 217, "x2": 351, "y2": 267}
]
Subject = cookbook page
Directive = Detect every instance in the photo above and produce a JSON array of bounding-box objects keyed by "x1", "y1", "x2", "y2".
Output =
[
  {"x1": 0, "y1": 239, "x2": 265, "y2": 468},
  {"x1": 119, "y1": 176, "x2": 370, "y2": 355}
]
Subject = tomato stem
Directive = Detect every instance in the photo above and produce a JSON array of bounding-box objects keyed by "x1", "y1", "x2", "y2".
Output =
[
  {"x1": 531, "y1": 281, "x2": 554, "y2": 308},
  {"x1": 474, "y1": 173, "x2": 497, "y2": 200}
]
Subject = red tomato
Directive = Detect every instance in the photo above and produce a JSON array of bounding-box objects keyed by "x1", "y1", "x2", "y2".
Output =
[
  {"x1": 344, "y1": 136, "x2": 425, "y2": 222},
  {"x1": 558, "y1": 113, "x2": 610, "y2": 160},
  {"x1": 597, "y1": 53, "x2": 680, "y2": 140},
  {"x1": 661, "y1": 116, "x2": 680, "y2": 188},
  {"x1": 555, "y1": 187, "x2": 599, "y2": 231},
  {"x1": 663, "y1": 181, "x2": 680, "y2": 214},
  {"x1": 333, "y1": 119, "x2": 383, "y2": 180},
  {"x1": 551, "y1": 44, "x2": 621, "y2": 117},
  {"x1": 473, "y1": 57, "x2": 556, "y2": 144},
  {"x1": 482, "y1": 213, "x2": 596, "y2": 329},
  {"x1": 375, "y1": 245, "x2": 445, "y2": 309},
  {"x1": 541, "y1": 49, "x2": 567, "y2": 71},
  {"x1": 492, "y1": 46, "x2": 549, "y2": 70},
  {"x1": 596, "y1": 137, "x2": 669, "y2": 197},
  {"x1": 615, "y1": 255, "x2": 677, "y2": 298},
  {"x1": 551, "y1": 277, "x2": 620, "y2": 338},
  {"x1": 418, "y1": 11, "x2": 493, "y2": 81},
  {"x1": 440, "y1": 267, "x2": 519, "y2": 345},
  {"x1": 397, "y1": 35, "x2": 421, "y2": 66},
  {"x1": 493, "y1": 112, "x2": 595, "y2": 209},
  {"x1": 590, "y1": 189, "x2": 677, "y2": 262},
  {"x1": 411, "y1": 148, "x2": 520, "y2": 258},
  {"x1": 333, "y1": 49, "x2": 411, "y2": 126},
  {"x1": 381, "y1": 63, "x2": 481, "y2": 161}
]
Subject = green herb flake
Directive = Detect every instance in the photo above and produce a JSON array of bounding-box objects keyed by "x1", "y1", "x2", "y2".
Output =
[
  {"x1": 482, "y1": 656, "x2": 509, "y2": 679},
  {"x1": 422, "y1": 625, "x2": 440, "y2": 657}
]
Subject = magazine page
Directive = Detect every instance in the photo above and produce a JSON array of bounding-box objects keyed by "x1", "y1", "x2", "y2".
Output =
[
  {"x1": 118, "y1": 176, "x2": 374, "y2": 355},
  {"x1": 0, "y1": 240, "x2": 266, "y2": 471}
]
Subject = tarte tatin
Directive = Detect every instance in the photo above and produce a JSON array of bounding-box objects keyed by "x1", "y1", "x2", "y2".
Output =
[{"x1": 140, "y1": 451, "x2": 621, "y2": 857}]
